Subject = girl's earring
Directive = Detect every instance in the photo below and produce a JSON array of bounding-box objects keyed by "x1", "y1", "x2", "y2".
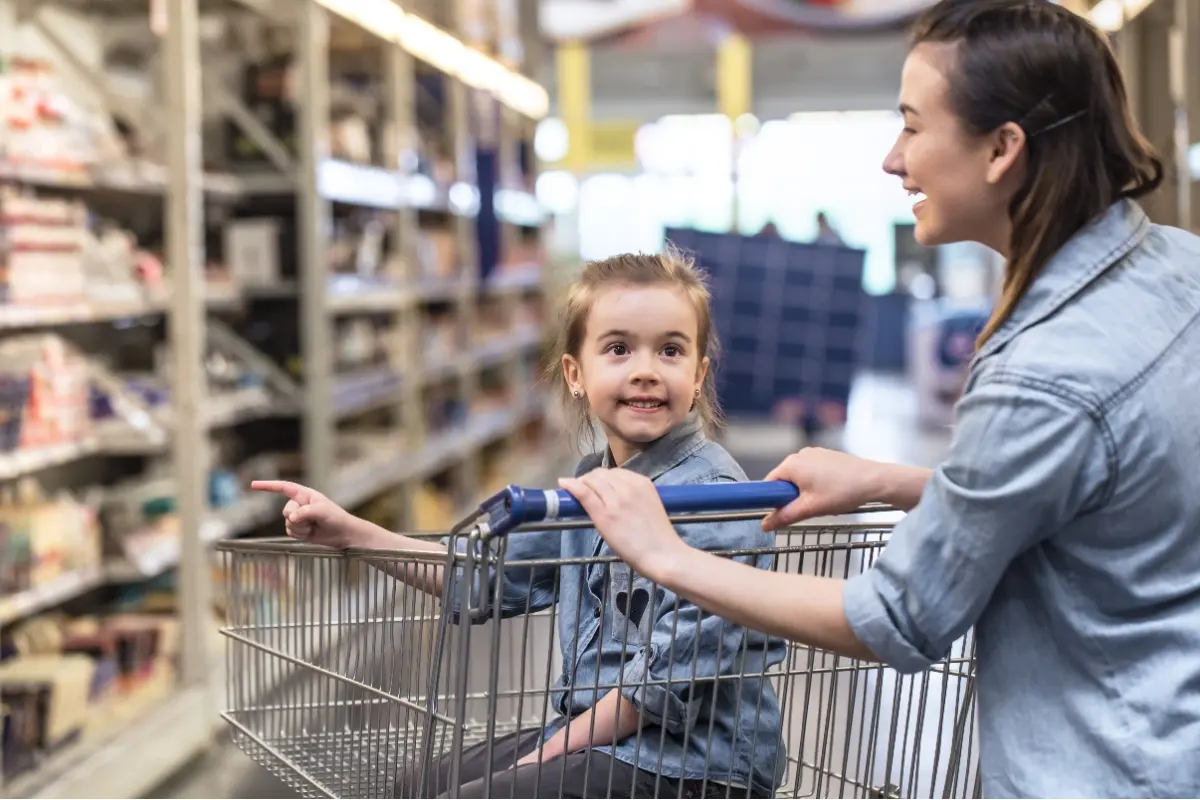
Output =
[
  {"x1": 572, "y1": 389, "x2": 581, "y2": 399},
  {"x1": 694, "y1": 388, "x2": 701, "y2": 397}
]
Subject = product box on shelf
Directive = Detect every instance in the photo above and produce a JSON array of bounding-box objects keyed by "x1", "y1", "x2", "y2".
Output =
[
  {"x1": 0, "y1": 479, "x2": 103, "y2": 598},
  {"x1": 223, "y1": 218, "x2": 283, "y2": 288},
  {"x1": 0, "y1": 653, "x2": 95, "y2": 775},
  {"x1": 416, "y1": 230, "x2": 460, "y2": 282},
  {"x1": 0, "y1": 608, "x2": 181, "y2": 780},
  {"x1": 0, "y1": 186, "x2": 89, "y2": 308},
  {"x1": 0, "y1": 334, "x2": 91, "y2": 454},
  {"x1": 0, "y1": 54, "x2": 106, "y2": 179}
]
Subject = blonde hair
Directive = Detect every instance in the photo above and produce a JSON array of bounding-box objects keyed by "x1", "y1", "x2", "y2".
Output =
[{"x1": 546, "y1": 246, "x2": 724, "y2": 451}]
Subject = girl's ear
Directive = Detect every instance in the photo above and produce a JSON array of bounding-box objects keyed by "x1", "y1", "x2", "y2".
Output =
[
  {"x1": 695, "y1": 356, "x2": 710, "y2": 394},
  {"x1": 562, "y1": 353, "x2": 583, "y2": 396}
]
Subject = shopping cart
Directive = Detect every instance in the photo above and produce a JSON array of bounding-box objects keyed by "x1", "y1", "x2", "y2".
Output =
[{"x1": 217, "y1": 481, "x2": 979, "y2": 799}]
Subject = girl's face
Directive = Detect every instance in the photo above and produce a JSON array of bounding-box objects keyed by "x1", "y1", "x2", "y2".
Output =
[
  {"x1": 882, "y1": 43, "x2": 1023, "y2": 254},
  {"x1": 562, "y1": 283, "x2": 709, "y2": 466}
]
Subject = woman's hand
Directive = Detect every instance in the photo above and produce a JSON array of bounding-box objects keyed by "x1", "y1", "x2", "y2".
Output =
[
  {"x1": 761, "y1": 448, "x2": 889, "y2": 530},
  {"x1": 558, "y1": 469, "x2": 686, "y2": 580},
  {"x1": 250, "y1": 480, "x2": 356, "y2": 548}
]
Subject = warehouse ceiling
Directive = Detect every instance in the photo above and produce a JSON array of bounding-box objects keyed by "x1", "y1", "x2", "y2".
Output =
[
  {"x1": 540, "y1": 0, "x2": 937, "y2": 41},
  {"x1": 540, "y1": 0, "x2": 915, "y2": 120}
]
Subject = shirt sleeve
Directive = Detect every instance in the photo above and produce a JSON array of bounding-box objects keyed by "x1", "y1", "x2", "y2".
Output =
[
  {"x1": 842, "y1": 373, "x2": 1112, "y2": 674},
  {"x1": 444, "y1": 527, "x2": 561, "y2": 624},
  {"x1": 618, "y1": 487, "x2": 787, "y2": 733}
]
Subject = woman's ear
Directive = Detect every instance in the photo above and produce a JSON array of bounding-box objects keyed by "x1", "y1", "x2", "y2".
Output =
[{"x1": 985, "y1": 121, "x2": 1026, "y2": 186}]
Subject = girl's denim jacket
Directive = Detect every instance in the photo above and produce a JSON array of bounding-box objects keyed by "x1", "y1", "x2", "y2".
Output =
[{"x1": 449, "y1": 414, "x2": 787, "y2": 794}]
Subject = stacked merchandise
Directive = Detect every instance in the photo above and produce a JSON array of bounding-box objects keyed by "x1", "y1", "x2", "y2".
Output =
[
  {"x1": 0, "y1": 335, "x2": 92, "y2": 457},
  {"x1": 415, "y1": 228, "x2": 463, "y2": 285},
  {"x1": 0, "y1": 185, "x2": 167, "y2": 317},
  {"x1": 0, "y1": 55, "x2": 104, "y2": 183},
  {"x1": 0, "y1": 608, "x2": 184, "y2": 782},
  {"x1": 665, "y1": 227, "x2": 868, "y2": 434},
  {"x1": 0, "y1": 479, "x2": 103, "y2": 615},
  {"x1": 0, "y1": 188, "x2": 88, "y2": 308}
]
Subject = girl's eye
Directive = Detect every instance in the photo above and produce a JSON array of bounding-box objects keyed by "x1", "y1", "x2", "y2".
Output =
[
  {"x1": 606, "y1": 343, "x2": 628, "y2": 356},
  {"x1": 662, "y1": 344, "x2": 681, "y2": 358}
]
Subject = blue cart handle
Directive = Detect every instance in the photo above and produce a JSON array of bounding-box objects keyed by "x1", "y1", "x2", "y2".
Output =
[{"x1": 479, "y1": 480, "x2": 800, "y2": 537}]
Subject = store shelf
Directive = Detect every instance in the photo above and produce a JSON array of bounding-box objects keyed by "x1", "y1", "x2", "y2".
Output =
[
  {"x1": 0, "y1": 565, "x2": 106, "y2": 627},
  {"x1": 0, "y1": 439, "x2": 101, "y2": 481},
  {"x1": 0, "y1": 160, "x2": 243, "y2": 199},
  {"x1": 106, "y1": 492, "x2": 283, "y2": 582},
  {"x1": 332, "y1": 367, "x2": 405, "y2": 418},
  {"x1": 0, "y1": 0, "x2": 556, "y2": 796},
  {"x1": 330, "y1": 395, "x2": 548, "y2": 510},
  {"x1": 3, "y1": 663, "x2": 227, "y2": 800},
  {"x1": 0, "y1": 302, "x2": 160, "y2": 330},
  {"x1": 0, "y1": 286, "x2": 259, "y2": 331},
  {"x1": 483, "y1": 264, "x2": 545, "y2": 295}
]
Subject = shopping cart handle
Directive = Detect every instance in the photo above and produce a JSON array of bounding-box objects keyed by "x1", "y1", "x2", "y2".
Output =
[{"x1": 480, "y1": 480, "x2": 800, "y2": 537}]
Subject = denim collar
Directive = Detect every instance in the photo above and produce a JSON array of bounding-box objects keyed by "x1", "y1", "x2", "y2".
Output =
[
  {"x1": 576, "y1": 412, "x2": 708, "y2": 481},
  {"x1": 977, "y1": 199, "x2": 1149, "y2": 362}
]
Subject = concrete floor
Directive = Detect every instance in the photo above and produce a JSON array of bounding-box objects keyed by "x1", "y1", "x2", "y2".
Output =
[{"x1": 154, "y1": 370, "x2": 953, "y2": 799}]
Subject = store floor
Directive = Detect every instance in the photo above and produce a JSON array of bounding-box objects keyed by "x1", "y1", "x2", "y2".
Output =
[{"x1": 153, "y1": 370, "x2": 952, "y2": 800}]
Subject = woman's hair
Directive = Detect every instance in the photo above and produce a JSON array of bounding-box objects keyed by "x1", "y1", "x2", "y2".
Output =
[
  {"x1": 909, "y1": 0, "x2": 1163, "y2": 346},
  {"x1": 546, "y1": 246, "x2": 724, "y2": 450}
]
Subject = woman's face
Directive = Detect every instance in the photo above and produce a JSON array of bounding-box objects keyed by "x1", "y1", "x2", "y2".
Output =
[{"x1": 883, "y1": 42, "x2": 1021, "y2": 254}]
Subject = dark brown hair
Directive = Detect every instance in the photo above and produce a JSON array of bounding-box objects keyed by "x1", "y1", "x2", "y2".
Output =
[
  {"x1": 546, "y1": 246, "x2": 723, "y2": 451},
  {"x1": 910, "y1": 0, "x2": 1162, "y2": 346}
]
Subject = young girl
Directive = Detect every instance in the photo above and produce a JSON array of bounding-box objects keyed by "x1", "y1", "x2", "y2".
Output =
[{"x1": 253, "y1": 250, "x2": 786, "y2": 798}]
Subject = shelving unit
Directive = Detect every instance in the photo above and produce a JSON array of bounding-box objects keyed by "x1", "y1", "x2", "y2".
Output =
[{"x1": 0, "y1": 0, "x2": 563, "y2": 796}]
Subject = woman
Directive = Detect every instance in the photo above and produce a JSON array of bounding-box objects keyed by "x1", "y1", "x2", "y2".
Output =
[{"x1": 559, "y1": 0, "x2": 1200, "y2": 797}]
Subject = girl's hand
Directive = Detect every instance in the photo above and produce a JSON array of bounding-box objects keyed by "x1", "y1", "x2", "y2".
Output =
[
  {"x1": 250, "y1": 480, "x2": 356, "y2": 549},
  {"x1": 761, "y1": 447, "x2": 885, "y2": 530},
  {"x1": 516, "y1": 746, "x2": 559, "y2": 767},
  {"x1": 558, "y1": 469, "x2": 685, "y2": 579}
]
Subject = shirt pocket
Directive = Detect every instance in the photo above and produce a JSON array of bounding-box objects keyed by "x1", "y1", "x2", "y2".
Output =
[{"x1": 606, "y1": 562, "x2": 657, "y2": 650}]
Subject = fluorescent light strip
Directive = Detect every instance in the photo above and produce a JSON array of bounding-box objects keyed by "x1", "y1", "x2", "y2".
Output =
[
  {"x1": 1088, "y1": 0, "x2": 1156, "y2": 32},
  {"x1": 313, "y1": 0, "x2": 550, "y2": 119}
]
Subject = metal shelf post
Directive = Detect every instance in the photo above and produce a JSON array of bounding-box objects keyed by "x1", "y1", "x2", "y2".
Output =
[
  {"x1": 298, "y1": 0, "x2": 335, "y2": 490},
  {"x1": 164, "y1": 0, "x2": 211, "y2": 687}
]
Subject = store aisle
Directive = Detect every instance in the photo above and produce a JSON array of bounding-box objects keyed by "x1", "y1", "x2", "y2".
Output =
[{"x1": 154, "y1": 370, "x2": 951, "y2": 799}]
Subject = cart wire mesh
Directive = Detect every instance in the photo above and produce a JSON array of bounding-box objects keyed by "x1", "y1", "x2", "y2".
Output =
[{"x1": 218, "y1": 512, "x2": 979, "y2": 799}]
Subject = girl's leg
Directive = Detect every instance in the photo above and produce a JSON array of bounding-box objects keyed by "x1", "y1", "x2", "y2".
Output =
[
  {"x1": 394, "y1": 728, "x2": 543, "y2": 797},
  {"x1": 454, "y1": 750, "x2": 681, "y2": 799}
]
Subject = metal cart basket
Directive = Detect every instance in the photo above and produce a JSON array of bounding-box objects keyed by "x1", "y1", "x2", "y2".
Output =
[{"x1": 218, "y1": 481, "x2": 979, "y2": 799}]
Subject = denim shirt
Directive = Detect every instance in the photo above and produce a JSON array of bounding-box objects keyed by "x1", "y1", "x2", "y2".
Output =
[
  {"x1": 843, "y1": 200, "x2": 1200, "y2": 798},
  {"x1": 451, "y1": 414, "x2": 788, "y2": 794}
]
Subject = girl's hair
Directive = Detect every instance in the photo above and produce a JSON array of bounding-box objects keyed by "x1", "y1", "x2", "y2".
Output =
[
  {"x1": 547, "y1": 246, "x2": 724, "y2": 450},
  {"x1": 909, "y1": 0, "x2": 1162, "y2": 347}
]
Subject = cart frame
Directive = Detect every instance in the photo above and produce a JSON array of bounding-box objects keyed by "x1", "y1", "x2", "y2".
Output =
[{"x1": 217, "y1": 482, "x2": 980, "y2": 799}]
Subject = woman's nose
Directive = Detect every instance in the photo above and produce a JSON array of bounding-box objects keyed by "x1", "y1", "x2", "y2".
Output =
[{"x1": 882, "y1": 140, "x2": 905, "y2": 177}]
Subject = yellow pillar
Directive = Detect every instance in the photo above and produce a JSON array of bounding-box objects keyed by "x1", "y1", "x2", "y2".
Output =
[
  {"x1": 716, "y1": 33, "x2": 752, "y2": 121},
  {"x1": 556, "y1": 40, "x2": 591, "y2": 174},
  {"x1": 716, "y1": 32, "x2": 752, "y2": 230}
]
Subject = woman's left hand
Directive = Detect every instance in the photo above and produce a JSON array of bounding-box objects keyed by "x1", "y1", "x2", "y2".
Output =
[{"x1": 558, "y1": 469, "x2": 686, "y2": 578}]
